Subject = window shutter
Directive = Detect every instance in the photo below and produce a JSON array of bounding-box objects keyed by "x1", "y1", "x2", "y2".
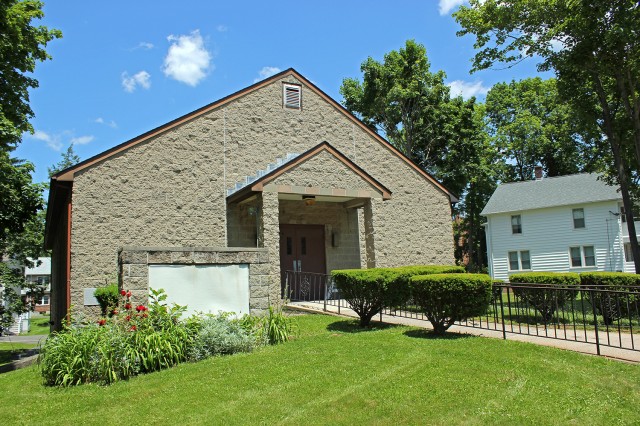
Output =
[{"x1": 284, "y1": 84, "x2": 301, "y2": 109}]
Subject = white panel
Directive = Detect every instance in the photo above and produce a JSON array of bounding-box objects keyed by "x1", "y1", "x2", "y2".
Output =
[{"x1": 148, "y1": 264, "x2": 249, "y2": 317}]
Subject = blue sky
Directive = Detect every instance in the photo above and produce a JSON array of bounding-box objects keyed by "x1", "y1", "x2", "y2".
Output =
[{"x1": 16, "y1": 0, "x2": 549, "y2": 183}]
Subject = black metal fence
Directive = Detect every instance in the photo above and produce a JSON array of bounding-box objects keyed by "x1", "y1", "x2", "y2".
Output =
[{"x1": 284, "y1": 271, "x2": 640, "y2": 355}]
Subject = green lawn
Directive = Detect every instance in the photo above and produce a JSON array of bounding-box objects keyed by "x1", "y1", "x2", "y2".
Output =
[
  {"x1": 0, "y1": 342, "x2": 38, "y2": 367},
  {"x1": 23, "y1": 314, "x2": 51, "y2": 336},
  {"x1": 0, "y1": 313, "x2": 639, "y2": 425}
]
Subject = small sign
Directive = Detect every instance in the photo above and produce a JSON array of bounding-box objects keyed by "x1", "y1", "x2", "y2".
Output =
[{"x1": 84, "y1": 288, "x2": 100, "y2": 306}]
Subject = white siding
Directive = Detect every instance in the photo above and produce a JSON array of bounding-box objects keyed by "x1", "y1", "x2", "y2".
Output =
[{"x1": 486, "y1": 201, "x2": 625, "y2": 281}]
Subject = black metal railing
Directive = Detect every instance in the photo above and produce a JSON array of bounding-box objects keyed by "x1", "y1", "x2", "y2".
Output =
[{"x1": 284, "y1": 271, "x2": 640, "y2": 356}]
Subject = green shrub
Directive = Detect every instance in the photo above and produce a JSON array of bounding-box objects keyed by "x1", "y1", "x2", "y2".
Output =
[
  {"x1": 509, "y1": 272, "x2": 580, "y2": 323},
  {"x1": 580, "y1": 272, "x2": 640, "y2": 325},
  {"x1": 332, "y1": 265, "x2": 462, "y2": 327},
  {"x1": 39, "y1": 288, "x2": 196, "y2": 386},
  {"x1": 94, "y1": 284, "x2": 120, "y2": 317},
  {"x1": 260, "y1": 305, "x2": 295, "y2": 344},
  {"x1": 188, "y1": 314, "x2": 256, "y2": 361},
  {"x1": 332, "y1": 269, "x2": 406, "y2": 327},
  {"x1": 409, "y1": 273, "x2": 492, "y2": 335}
]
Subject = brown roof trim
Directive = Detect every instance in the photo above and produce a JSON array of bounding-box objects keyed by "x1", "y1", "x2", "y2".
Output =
[
  {"x1": 227, "y1": 141, "x2": 392, "y2": 203},
  {"x1": 50, "y1": 68, "x2": 457, "y2": 202}
]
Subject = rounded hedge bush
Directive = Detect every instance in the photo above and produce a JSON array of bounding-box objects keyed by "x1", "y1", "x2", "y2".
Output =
[
  {"x1": 409, "y1": 273, "x2": 492, "y2": 335},
  {"x1": 580, "y1": 272, "x2": 640, "y2": 325},
  {"x1": 509, "y1": 272, "x2": 580, "y2": 323},
  {"x1": 332, "y1": 265, "x2": 463, "y2": 327}
]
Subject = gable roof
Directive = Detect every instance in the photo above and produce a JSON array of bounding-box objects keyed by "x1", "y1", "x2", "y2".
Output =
[
  {"x1": 226, "y1": 141, "x2": 392, "y2": 203},
  {"x1": 49, "y1": 68, "x2": 456, "y2": 202},
  {"x1": 481, "y1": 173, "x2": 620, "y2": 216}
]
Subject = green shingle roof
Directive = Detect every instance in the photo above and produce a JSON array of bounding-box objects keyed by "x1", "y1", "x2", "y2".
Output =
[{"x1": 481, "y1": 173, "x2": 620, "y2": 216}]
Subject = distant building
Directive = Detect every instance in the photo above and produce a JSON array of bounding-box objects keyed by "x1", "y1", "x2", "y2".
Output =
[
  {"x1": 481, "y1": 172, "x2": 637, "y2": 281},
  {"x1": 24, "y1": 258, "x2": 51, "y2": 314}
]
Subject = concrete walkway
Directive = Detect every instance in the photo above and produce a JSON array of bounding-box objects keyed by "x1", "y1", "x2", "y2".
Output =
[
  {"x1": 0, "y1": 334, "x2": 47, "y2": 344},
  {"x1": 288, "y1": 301, "x2": 640, "y2": 363}
]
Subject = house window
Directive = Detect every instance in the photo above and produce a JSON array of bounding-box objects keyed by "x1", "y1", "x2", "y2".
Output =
[
  {"x1": 572, "y1": 208, "x2": 585, "y2": 229},
  {"x1": 40, "y1": 295, "x2": 50, "y2": 305},
  {"x1": 620, "y1": 205, "x2": 640, "y2": 223},
  {"x1": 283, "y1": 84, "x2": 301, "y2": 109},
  {"x1": 624, "y1": 243, "x2": 635, "y2": 262},
  {"x1": 508, "y1": 250, "x2": 531, "y2": 271},
  {"x1": 570, "y1": 246, "x2": 596, "y2": 267},
  {"x1": 511, "y1": 215, "x2": 522, "y2": 234}
]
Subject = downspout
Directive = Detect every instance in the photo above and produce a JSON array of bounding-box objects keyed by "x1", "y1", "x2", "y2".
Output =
[
  {"x1": 65, "y1": 196, "x2": 72, "y2": 324},
  {"x1": 483, "y1": 220, "x2": 494, "y2": 279}
]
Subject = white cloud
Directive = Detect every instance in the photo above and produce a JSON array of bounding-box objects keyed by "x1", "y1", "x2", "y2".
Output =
[
  {"x1": 122, "y1": 70, "x2": 151, "y2": 92},
  {"x1": 216, "y1": 25, "x2": 228, "y2": 32},
  {"x1": 438, "y1": 0, "x2": 466, "y2": 15},
  {"x1": 31, "y1": 130, "x2": 62, "y2": 151},
  {"x1": 94, "y1": 117, "x2": 117, "y2": 128},
  {"x1": 163, "y1": 30, "x2": 212, "y2": 86},
  {"x1": 254, "y1": 66, "x2": 282, "y2": 83},
  {"x1": 70, "y1": 135, "x2": 94, "y2": 145},
  {"x1": 137, "y1": 41, "x2": 154, "y2": 50},
  {"x1": 448, "y1": 80, "x2": 490, "y2": 99}
]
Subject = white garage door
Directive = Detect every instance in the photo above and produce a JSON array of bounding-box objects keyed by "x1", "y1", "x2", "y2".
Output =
[{"x1": 148, "y1": 264, "x2": 250, "y2": 317}]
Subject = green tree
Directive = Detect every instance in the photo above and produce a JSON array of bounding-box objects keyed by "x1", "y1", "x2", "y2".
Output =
[
  {"x1": 485, "y1": 77, "x2": 600, "y2": 181},
  {"x1": 341, "y1": 40, "x2": 501, "y2": 270},
  {"x1": 340, "y1": 40, "x2": 451, "y2": 172},
  {"x1": 0, "y1": 262, "x2": 44, "y2": 333},
  {"x1": 47, "y1": 143, "x2": 80, "y2": 178},
  {"x1": 454, "y1": 0, "x2": 640, "y2": 272},
  {"x1": 0, "y1": 0, "x2": 62, "y2": 151}
]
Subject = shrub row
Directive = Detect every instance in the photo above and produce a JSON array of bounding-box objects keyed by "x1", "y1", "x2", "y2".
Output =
[
  {"x1": 509, "y1": 271, "x2": 640, "y2": 324},
  {"x1": 332, "y1": 265, "x2": 465, "y2": 326}
]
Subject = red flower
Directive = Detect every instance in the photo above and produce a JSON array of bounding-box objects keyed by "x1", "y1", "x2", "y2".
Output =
[
  {"x1": 142, "y1": 313, "x2": 148, "y2": 318},
  {"x1": 130, "y1": 325, "x2": 137, "y2": 331},
  {"x1": 136, "y1": 305, "x2": 147, "y2": 312},
  {"x1": 98, "y1": 319, "x2": 107, "y2": 326},
  {"x1": 125, "y1": 315, "x2": 131, "y2": 321},
  {"x1": 111, "y1": 309, "x2": 118, "y2": 315},
  {"x1": 126, "y1": 291, "x2": 132, "y2": 298},
  {"x1": 124, "y1": 303, "x2": 132, "y2": 310},
  {"x1": 120, "y1": 289, "x2": 126, "y2": 296}
]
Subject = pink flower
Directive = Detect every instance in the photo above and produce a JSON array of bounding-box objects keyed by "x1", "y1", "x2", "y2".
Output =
[{"x1": 126, "y1": 291, "x2": 132, "y2": 298}]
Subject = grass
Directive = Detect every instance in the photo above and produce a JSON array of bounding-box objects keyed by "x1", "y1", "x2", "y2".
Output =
[
  {"x1": 23, "y1": 314, "x2": 51, "y2": 336},
  {"x1": 0, "y1": 313, "x2": 639, "y2": 425},
  {"x1": 0, "y1": 342, "x2": 38, "y2": 367}
]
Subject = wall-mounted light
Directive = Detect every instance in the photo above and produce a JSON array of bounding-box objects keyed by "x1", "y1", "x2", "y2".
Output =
[{"x1": 302, "y1": 195, "x2": 316, "y2": 206}]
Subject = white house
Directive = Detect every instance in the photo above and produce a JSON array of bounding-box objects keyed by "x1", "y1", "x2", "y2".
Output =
[{"x1": 481, "y1": 172, "x2": 638, "y2": 281}]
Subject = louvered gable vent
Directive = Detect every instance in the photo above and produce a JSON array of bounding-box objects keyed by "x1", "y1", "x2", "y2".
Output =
[{"x1": 283, "y1": 84, "x2": 301, "y2": 109}]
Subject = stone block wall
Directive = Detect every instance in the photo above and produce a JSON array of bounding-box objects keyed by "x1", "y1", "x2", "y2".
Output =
[{"x1": 118, "y1": 247, "x2": 273, "y2": 313}]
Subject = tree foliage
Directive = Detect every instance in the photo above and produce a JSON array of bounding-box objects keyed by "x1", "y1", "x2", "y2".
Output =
[
  {"x1": 455, "y1": 0, "x2": 640, "y2": 272},
  {"x1": 48, "y1": 143, "x2": 80, "y2": 178},
  {"x1": 0, "y1": 262, "x2": 45, "y2": 332},
  {"x1": 485, "y1": 77, "x2": 600, "y2": 181},
  {"x1": 340, "y1": 40, "x2": 451, "y2": 174},
  {"x1": 0, "y1": 0, "x2": 62, "y2": 151}
]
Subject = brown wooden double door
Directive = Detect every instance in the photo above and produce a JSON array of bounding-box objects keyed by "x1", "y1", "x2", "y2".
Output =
[{"x1": 279, "y1": 224, "x2": 327, "y2": 300}]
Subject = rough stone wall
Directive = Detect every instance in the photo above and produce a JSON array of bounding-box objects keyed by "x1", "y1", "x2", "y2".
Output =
[
  {"x1": 260, "y1": 192, "x2": 281, "y2": 302},
  {"x1": 69, "y1": 73, "x2": 454, "y2": 311},
  {"x1": 227, "y1": 198, "x2": 259, "y2": 247},
  {"x1": 271, "y1": 150, "x2": 380, "y2": 193},
  {"x1": 279, "y1": 200, "x2": 361, "y2": 272},
  {"x1": 119, "y1": 247, "x2": 271, "y2": 313},
  {"x1": 220, "y1": 75, "x2": 454, "y2": 268}
]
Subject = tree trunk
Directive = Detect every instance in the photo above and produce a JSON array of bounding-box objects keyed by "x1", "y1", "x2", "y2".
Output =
[{"x1": 593, "y1": 74, "x2": 640, "y2": 273}]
